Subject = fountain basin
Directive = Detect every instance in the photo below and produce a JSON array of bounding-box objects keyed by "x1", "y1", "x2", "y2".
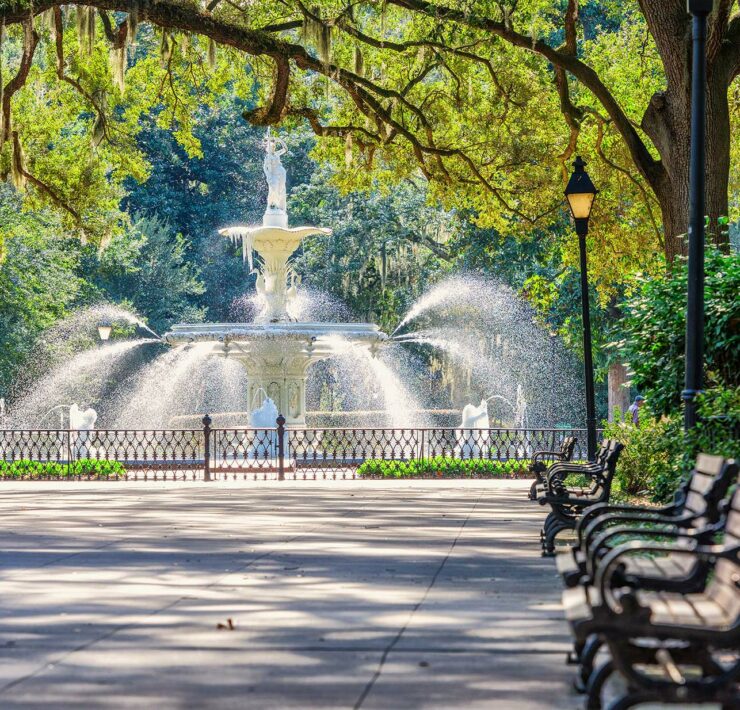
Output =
[{"x1": 165, "y1": 322, "x2": 387, "y2": 426}]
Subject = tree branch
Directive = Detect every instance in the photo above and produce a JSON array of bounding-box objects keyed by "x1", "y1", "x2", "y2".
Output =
[
  {"x1": 243, "y1": 54, "x2": 290, "y2": 125},
  {"x1": 1, "y1": 18, "x2": 38, "y2": 145},
  {"x1": 553, "y1": 1, "x2": 584, "y2": 174},
  {"x1": 99, "y1": 9, "x2": 128, "y2": 48},
  {"x1": 289, "y1": 106, "x2": 381, "y2": 143},
  {"x1": 593, "y1": 117, "x2": 662, "y2": 248},
  {"x1": 388, "y1": 0, "x2": 665, "y2": 189},
  {"x1": 259, "y1": 20, "x2": 303, "y2": 33},
  {"x1": 12, "y1": 131, "x2": 81, "y2": 223}
]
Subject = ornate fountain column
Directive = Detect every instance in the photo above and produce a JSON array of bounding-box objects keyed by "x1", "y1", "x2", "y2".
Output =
[{"x1": 164, "y1": 129, "x2": 386, "y2": 427}]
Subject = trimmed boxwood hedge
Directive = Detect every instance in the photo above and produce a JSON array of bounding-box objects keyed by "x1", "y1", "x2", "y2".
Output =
[
  {"x1": 357, "y1": 457, "x2": 532, "y2": 478},
  {"x1": 0, "y1": 459, "x2": 127, "y2": 479}
]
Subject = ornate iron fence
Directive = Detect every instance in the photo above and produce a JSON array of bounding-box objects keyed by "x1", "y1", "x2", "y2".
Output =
[{"x1": 0, "y1": 417, "x2": 597, "y2": 481}]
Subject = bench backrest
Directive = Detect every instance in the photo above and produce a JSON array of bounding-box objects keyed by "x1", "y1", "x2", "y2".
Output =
[
  {"x1": 680, "y1": 454, "x2": 738, "y2": 528},
  {"x1": 599, "y1": 441, "x2": 625, "y2": 499},
  {"x1": 707, "y1": 468, "x2": 740, "y2": 623},
  {"x1": 560, "y1": 436, "x2": 577, "y2": 462},
  {"x1": 594, "y1": 440, "x2": 612, "y2": 465}
]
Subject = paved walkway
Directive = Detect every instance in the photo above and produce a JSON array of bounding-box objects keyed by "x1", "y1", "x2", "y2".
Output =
[{"x1": 0, "y1": 480, "x2": 575, "y2": 708}]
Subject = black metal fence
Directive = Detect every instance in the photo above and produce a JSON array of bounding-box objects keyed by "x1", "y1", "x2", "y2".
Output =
[{"x1": 0, "y1": 417, "x2": 595, "y2": 481}]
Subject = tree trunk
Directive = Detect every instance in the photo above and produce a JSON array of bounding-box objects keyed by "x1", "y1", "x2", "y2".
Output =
[
  {"x1": 644, "y1": 56, "x2": 732, "y2": 262},
  {"x1": 607, "y1": 362, "x2": 630, "y2": 423}
]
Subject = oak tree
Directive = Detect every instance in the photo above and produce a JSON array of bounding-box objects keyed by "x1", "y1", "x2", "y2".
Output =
[{"x1": 1, "y1": 1, "x2": 738, "y2": 263}]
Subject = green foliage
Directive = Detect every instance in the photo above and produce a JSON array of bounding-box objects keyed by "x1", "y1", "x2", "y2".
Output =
[
  {"x1": 602, "y1": 414, "x2": 684, "y2": 502},
  {"x1": 0, "y1": 186, "x2": 83, "y2": 394},
  {"x1": 619, "y1": 249, "x2": 740, "y2": 416},
  {"x1": 690, "y1": 387, "x2": 740, "y2": 461},
  {"x1": 83, "y1": 213, "x2": 206, "y2": 333},
  {"x1": 290, "y1": 167, "x2": 454, "y2": 328},
  {"x1": 602, "y1": 388, "x2": 739, "y2": 504},
  {"x1": 0, "y1": 458, "x2": 126, "y2": 478},
  {"x1": 357, "y1": 456, "x2": 531, "y2": 478}
]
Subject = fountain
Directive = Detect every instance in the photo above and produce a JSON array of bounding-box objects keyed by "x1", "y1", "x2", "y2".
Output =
[
  {"x1": 164, "y1": 130, "x2": 386, "y2": 427},
  {"x1": 4, "y1": 135, "x2": 583, "y2": 432}
]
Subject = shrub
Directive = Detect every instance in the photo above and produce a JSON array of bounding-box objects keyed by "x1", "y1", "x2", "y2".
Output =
[
  {"x1": 602, "y1": 389, "x2": 739, "y2": 503},
  {"x1": 619, "y1": 249, "x2": 740, "y2": 417},
  {"x1": 357, "y1": 457, "x2": 531, "y2": 478},
  {"x1": 602, "y1": 413, "x2": 683, "y2": 502},
  {"x1": 690, "y1": 386, "x2": 740, "y2": 460},
  {"x1": 0, "y1": 459, "x2": 126, "y2": 478}
]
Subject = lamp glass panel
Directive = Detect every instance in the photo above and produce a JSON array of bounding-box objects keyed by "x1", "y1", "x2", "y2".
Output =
[
  {"x1": 98, "y1": 325, "x2": 112, "y2": 341},
  {"x1": 566, "y1": 192, "x2": 595, "y2": 220}
]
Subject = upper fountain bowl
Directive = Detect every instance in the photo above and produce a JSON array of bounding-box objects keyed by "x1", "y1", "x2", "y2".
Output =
[
  {"x1": 219, "y1": 225, "x2": 331, "y2": 267},
  {"x1": 164, "y1": 321, "x2": 386, "y2": 357}
]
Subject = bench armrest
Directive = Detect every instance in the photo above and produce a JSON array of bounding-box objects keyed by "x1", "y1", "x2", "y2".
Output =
[
  {"x1": 545, "y1": 464, "x2": 600, "y2": 491},
  {"x1": 532, "y1": 449, "x2": 563, "y2": 464},
  {"x1": 582, "y1": 511, "x2": 691, "y2": 552},
  {"x1": 596, "y1": 542, "x2": 738, "y2": 615},
  {"x1": 576, "y1": 502, "x2": 677, "y2": 542},
  {"x1": 586, "y1": 524, "x2": 708, "y2": 580}
]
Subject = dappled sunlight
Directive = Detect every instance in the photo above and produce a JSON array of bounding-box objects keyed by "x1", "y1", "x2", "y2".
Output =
[{"x1": 0, "y1": 480, "x2": 574, "y2": 708}]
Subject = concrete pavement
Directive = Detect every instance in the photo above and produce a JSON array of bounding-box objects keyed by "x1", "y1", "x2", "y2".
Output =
[{"x1": 0, "y1": 480, "x2": 576, "y2": 708}]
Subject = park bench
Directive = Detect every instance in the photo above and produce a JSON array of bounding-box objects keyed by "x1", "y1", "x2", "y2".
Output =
[
  {"x1": 562, "y1": 476, "x2": 739, "y2": 709},
  {"x1": 527, "y1": 435, "x2": 578, "y2": 500},
  {"x1": 557, "y1": 454, "x2": 737, "y2": 589},
  {"x1": 529, "y1": 438, "x2": 612, "y2": 503},
  {"x1": 537, "y1": 440, "x2": 624, "y2": 556}
]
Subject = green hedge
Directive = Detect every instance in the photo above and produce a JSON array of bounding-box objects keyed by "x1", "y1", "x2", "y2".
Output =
[
  {"x1": 357, "y1": 457, "x2": 532, "y2": 478},
  {"x1": 0, "y1": 459, "x2": 127, "y2": 479},
  {"x1": 603, "y1": 388, "x2": 740, "y2": 503}
]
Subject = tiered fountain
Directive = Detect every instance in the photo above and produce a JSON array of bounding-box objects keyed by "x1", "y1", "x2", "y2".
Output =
[{"x1": 164, "y1": 130, "x2": 386, "y2": 427}]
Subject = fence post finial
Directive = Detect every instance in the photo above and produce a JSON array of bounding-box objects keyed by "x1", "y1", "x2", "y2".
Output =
[
  {"x1": 203, "y1": 414, "x2": 212, "y2": 482},
  {"x1": 276, "y1": 414, "x2": 286, "y2": 481}
]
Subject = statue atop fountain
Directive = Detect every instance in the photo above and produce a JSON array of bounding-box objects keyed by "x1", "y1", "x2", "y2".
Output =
[
  {"x1": 218, "y1": 129, "x2": 331, "y2": 324},
  {"x1": 263, "y1": 128, "x2": 288, "y2": 227},
  {"x1": 164, "y1": 129, "x2": 386, "y2": 427}
]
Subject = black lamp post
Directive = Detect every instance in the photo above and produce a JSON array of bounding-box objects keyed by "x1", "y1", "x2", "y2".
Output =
[
  {"x1": 565, "y1": 156, "x2": 598, "y2": 461},
  {"x1": 684, "y1": 0, "x2": 713, "y2": 431}
]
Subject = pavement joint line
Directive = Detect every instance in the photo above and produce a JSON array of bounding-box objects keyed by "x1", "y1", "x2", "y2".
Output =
[
  {"x1": 3, "y1": 536, "x2": 132, "y2": 571},
  {"x1": 0, "y1": 493, "x2": 389, "y2": 696},
  {"x1": 353, "y1": 491, "x2": 484, "y2": 710}
]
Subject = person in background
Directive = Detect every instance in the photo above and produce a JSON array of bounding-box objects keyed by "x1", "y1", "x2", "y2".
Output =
[{"x1": 627, "y1": 395, "x2": 645, "y2": 426}]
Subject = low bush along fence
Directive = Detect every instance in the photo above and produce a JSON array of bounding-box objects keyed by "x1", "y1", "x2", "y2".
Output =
[
  {"x1": 357, "y1": 457, "x2": 534, "y2": 478},
  {"x1": 0, "y1": 459, "x2": 126, "y2": 479}
]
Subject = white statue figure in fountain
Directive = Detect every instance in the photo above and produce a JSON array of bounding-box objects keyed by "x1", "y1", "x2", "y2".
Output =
[
  {"x1": 69, "y1": 403, "x2": 97, "y2": 459},
  {"x1": 263, "y1": 129, "x2": 288, "y2": 226},
  {"x1": 247, "y1": 392, "x2": 288, "y2": 459},
  {"x1": 457, "y1": 399, "x2": 489, "y2": 459}
]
